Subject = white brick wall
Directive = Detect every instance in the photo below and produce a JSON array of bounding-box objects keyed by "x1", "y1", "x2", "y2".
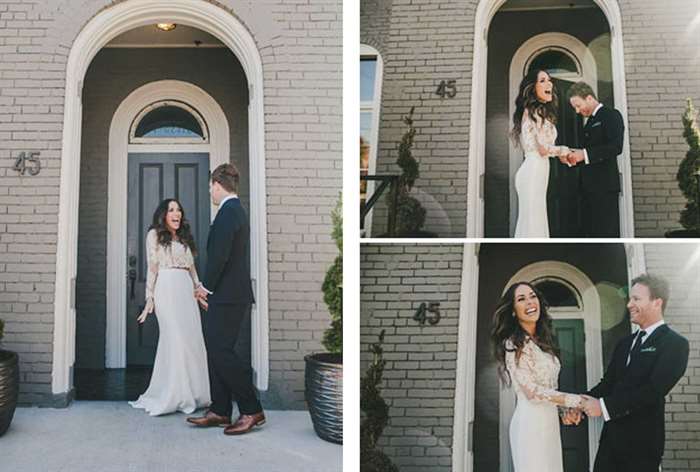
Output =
[{"x1": 0, "y1": 0, "x2": 341, "y2": 409}]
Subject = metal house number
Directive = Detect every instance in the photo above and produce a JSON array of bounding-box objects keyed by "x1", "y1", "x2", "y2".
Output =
[
  {"x1": 13, "y1": 151, "x2": 41, "y2": 176},
  {"x1": 436, "y1": 80, "x2": 457, "y2": 98},
  {"x1": 413, "y1": 302, "x2": 441, "y2": 325}
]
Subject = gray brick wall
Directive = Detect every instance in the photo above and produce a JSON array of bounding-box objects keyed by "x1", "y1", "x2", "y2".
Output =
[
  {"x1": 361, "y1": 0, "x2": 700, "y2": 237},
  {"x1": 643, "y1": 243, "x2": 700, "y2": 472},
  {"x1": 361, "y1": 0, "x2": 472, "y2": 238},
  {"x1": 361, "y1": 243, "x2": 464, "y2": 472},
  {"x1": 0, "y1": 0, "x2": 341, "y2": 409}
]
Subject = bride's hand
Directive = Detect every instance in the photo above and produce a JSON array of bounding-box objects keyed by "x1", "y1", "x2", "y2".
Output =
[{"x1": 137, "y1": 298, "x2": 154, "y2": 324}]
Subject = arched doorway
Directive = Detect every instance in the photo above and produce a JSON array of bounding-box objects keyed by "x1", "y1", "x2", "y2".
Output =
[
  {"x1": 499, "y1": 261, "x2": 603, "y2": 472},
  {"x1": 53, "y1": 0, "x2": 269, "y2": 402},
  {"x1": 507, "y1": 33, "x2": 599, "y2": 236},
  {"x1": 468, "y1": 0, "x2": 634, "y2": 238}
]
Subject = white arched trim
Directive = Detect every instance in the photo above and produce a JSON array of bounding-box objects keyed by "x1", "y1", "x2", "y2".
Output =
[
  {"x1": 53, "y1": 0, "x2": 269, "y2": 398},
  {"x1": 105, "y1": 80, "x2": 229, "y2": 369},
  {"x1": 466, "y1": 0, "x2": 635, "y2": 238},
  {"x1": 507, "y1": 33, "x2": 598, "y2": 234},
  {"x1": 499, "y1": 261, "x2": 604, "y2": 472}
]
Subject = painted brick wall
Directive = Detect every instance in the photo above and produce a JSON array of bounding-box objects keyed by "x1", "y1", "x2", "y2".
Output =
[
  {"x1": 361, "y1": 0, "x2": 700, "y2": 237},
  {"x1": 0, "y1": 0, "x2": 341, "y2": 408},
  {"x1": 643, "y1": 243, "x2": 700, "y2": 472},
  {"x1": 360, "y1": 0, "x2": 472, "y2": 238},
  {"x1": 360, "y1": 243, "x2": 463, "y2": 472}
]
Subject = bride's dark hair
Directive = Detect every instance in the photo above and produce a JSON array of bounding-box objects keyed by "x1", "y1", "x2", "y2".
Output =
[
  {"x1": 491, "y1": 281, "x2": 560, "y2": 386},
  {"x1": 511, "y1": 69, "x2": 559, "y2": 146},
  {"x1": 149, "y1": 198, "x2": 197, "y2": 256}
]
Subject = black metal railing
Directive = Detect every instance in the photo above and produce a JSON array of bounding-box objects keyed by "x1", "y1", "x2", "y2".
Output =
[{"x1": 361, "y1": 175, "x2": 399, "y2": 237}]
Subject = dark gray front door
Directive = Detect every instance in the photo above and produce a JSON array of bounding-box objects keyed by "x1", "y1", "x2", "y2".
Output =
[
  {"x1": 554, "y1": 318, "x2": 590, "y2": 472},
  {"x1": 126, "y1": 153, "x2": 210, "y2": 366}
]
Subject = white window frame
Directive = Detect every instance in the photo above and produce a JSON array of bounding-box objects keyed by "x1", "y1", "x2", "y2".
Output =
[
  {"x1": 129, "y1": 99, "x2": 210, "y2": 144},
  {"x1": 360, "y1": 44, "x2": 383, "y2": 237}
]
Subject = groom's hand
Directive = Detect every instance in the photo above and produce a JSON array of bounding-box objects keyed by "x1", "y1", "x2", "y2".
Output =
[
  {"x1": 566, "y1": 149, "x2": 585, "y2": 165},
  {"x1": 581, "y1": 395, "x2": 602, "y2": 417},
  {"x1": 561, "y1": 408, "x2": 582, "y2": 426}
]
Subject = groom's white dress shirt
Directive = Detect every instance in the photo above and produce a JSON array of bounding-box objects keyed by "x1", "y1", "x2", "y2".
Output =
[
  {"x1": 582, "y1": 103, "x2": 604, "y2": 166},
  {"x1": 600, "y1": 319, "x2": 666, "y2": 421}
]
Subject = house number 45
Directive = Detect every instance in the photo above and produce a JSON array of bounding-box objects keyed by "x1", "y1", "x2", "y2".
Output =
[
  {"x1": 436, "y1": 80, "x2": 457, "y2": 98},
  {"x1": 13, "y1": 151, "x2": 41, "y2": 176}
]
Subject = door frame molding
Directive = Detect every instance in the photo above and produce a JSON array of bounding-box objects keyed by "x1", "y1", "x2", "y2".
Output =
[
  {"x1": 106, "y1": 80, "x2": 228, "y2": 369},
  {"x1": 507, "y1": 32, "x2": 598, "y2": 235},
  {"x1": 499, "y1": 261, "x2": 603, "y2": 472},
  {"x1": 53, "y1": 0, "x2": 269, "y2": 396},
  {"x1": 466, "y1": 0, "x2": 635, "y2": 238}
]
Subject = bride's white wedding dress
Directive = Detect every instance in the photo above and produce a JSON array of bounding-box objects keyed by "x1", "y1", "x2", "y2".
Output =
[
  {"x1": 129, "y1": 229, "x2": 211, "y2": 416},
  {"x1": 514, "y1": 109, "x2": 570, "y2": 238},
  {"x1": 505, "y1": 338, "x2": 581, "y2": 472}
]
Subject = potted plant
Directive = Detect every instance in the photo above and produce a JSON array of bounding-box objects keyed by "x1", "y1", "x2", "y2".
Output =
[
  {"x1": 360, "y1": 330, "x2": 398, "y2": 472},
  {"x1": 0, "y1": 318, "x2": 20, "y2": 436},
  {"x1": 305, "y1": 195, "x2": 342, "y2": 444},
  {"x1": 385, "y1": 107, "x2": 436, "y2": 237},
  {"x1": 666, "y1": 98, "x2": 700, "y2": 237}
]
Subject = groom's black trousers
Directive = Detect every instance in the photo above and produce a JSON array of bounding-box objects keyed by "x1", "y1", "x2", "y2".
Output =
[
  {"x1": 581, "y1": 190, "x2": 620, "y2": 237},
  {"x1": 593, "y1": 431, "x2": 661, "y2": 472},
  {"x1": 202, "y1": 302, "x2": 262, "y2": 417}
]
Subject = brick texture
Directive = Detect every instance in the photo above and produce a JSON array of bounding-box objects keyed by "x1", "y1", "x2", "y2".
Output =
[
  {"x1": 361, "y1": 243, "x2": 464, "y2": 472},
  {"x1": 0, "y1": 0, "x2": 341, "y2": 409}
]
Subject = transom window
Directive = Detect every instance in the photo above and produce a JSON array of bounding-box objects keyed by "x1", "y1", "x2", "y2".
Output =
[
  {"x1": 130, "y1": 100, "x2": 209, "y2": 144},
  {"x1": 533, "y1": 277, "x2": 581, "y2": 308},
  {"x1": 526, "y1": 47, "x2": 581, "y2": 80}
]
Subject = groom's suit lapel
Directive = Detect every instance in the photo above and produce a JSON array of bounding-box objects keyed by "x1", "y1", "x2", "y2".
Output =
[{"x1": 626, "y1": 324, "x2": 669, "y2": 370}]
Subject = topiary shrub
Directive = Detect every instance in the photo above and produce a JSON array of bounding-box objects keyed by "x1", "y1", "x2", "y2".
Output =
[
  {"x1": 678, "y1": 98, "x2": 700, "y2": 232},
  {"x1": 321, "y1": 194, "x2": 342, "y2": 354}
]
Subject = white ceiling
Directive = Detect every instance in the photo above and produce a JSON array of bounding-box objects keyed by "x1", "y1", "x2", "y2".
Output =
[
  {"x1": 108, "y1": 24, "x2": 224, "y2": 47},
  {"x1": 500, "y1": 0, "x2": 596, "y2": 11}
]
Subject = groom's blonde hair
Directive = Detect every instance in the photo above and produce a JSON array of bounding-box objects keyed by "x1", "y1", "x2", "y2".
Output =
[
  {"x1": 211, "y1": 163, "x2": 240, "y2": 194},
  {"x1": 567, "y1": 81, "x2": 597, "y2": 101}
]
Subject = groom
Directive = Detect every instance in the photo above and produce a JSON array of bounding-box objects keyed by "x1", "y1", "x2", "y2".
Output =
[
  {"x1": 562, "y1": 82, "x2": 624, "y2": 237},
  {"x1": 186, "y1": 163, "x2": 265, "y2": 435},
  {"x1": 565, "y1": 274, "x2": 689, "y2": 472}
]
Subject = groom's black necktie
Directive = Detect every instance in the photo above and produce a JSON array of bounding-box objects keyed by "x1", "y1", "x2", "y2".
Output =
[{"x1": 627, "y1": 330, "x2": 647, "y2": 366}]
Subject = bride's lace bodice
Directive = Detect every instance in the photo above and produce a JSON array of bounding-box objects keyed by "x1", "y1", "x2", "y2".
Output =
[
  {"x1": 519, "y1": 109, "x2": 570, "y2": 158},
  {"x1": 505, "y1": 338, "x2": 581, "y2": 408},
  {"x1": 145, "y1": 229, "x2": 201, "y2": 300}
]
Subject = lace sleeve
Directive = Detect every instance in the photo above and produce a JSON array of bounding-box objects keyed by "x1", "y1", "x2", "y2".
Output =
[
  {"x1": 520, "y1": 110, "x2": 570, "y2": 158},
  {"x1": 187, "y1": 248, "x2": 202, "y2": 289},
  {"x1": 506, "y1": 340, "x2": 581, "y2": 408},
  {"x1": 145, "y1": 229, "x2": 159, "y2": 301}
]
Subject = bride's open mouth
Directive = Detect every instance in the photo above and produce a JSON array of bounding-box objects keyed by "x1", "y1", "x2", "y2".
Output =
[{"x1": 525, "y1": 307, "x2": 538, "y2": 316}]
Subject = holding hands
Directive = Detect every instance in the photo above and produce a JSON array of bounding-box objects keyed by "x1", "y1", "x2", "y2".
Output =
[
  {"x1": 194, "y1": 285, "x2": 209, "y2": 310},
  {"x1": 560, "y1": 394, "x2": 603, "y2": 426},
  {"x1": 558, "y1": 149, "x2": 585, "y2": 167}
]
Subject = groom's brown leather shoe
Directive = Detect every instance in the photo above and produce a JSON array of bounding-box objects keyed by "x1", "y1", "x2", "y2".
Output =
[
  {"x1": 223, "y1": 412, "x2": 266, "y2": 435},
  {"x1": 186, "y1": 410, "x2": 231, "y2": 427}
]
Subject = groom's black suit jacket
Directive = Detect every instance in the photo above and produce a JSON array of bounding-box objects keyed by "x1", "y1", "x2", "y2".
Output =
[
  {"x1": 202, "y1": 197, "x2": 255, "y2": 305},
  {"x1": 580, "y1": 105, "x2": 624, "y2": 194},
  {"x1": 586, "y1": 323, "x2": 689, "y2": 462}
]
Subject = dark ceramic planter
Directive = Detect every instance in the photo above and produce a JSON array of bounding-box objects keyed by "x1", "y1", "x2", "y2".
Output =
[
  {"x1": 0, "y1": 350, "x2": 19, "y2": 437},
  {"x1": 304, "y1": 353, "x2": 342, "y2": 444}
]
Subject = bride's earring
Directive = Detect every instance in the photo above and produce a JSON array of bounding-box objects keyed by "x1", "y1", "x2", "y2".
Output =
[{"x1": 512, "y1": 312, "x2": 516, "y2": 318}]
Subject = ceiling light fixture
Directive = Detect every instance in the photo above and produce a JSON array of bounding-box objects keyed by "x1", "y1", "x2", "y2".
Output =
[{"x1": 156, "y1": 23, "x2": 176, "y2": 32}]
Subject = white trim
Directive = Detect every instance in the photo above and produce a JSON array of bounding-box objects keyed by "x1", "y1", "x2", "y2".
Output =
[
  {"x1": 104, "y1": 43, "x2": 226, "y2": 48},
  {"x1": 499, "y1": 262, "x2": 603, "y2": 472},
  {"x1": 467, "y1": 0, "x2": 635, "y2": 238},
  {"x1": 452, "y1": 243, "x2": 480, "y2": 472},
  {"x1": 625, "y1": 243, "x2": 647, "y2": 337},
  {"x1": 507, "y1": 33, "x2": 598, "y2": 235},
  {"x1": 53, "y1": 0, "x2": 269, "y2": 396},
  {"x1": 360, "y1": 44, "x2": 383, "y2": 237},
  {"x1": 105, "y1": 80, "x2": 228, "y2": 369}
]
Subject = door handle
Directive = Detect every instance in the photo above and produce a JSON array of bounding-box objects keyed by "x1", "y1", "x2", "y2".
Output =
[{"x1": 129, "y1": 269, "x2": 137, "y2": 300}]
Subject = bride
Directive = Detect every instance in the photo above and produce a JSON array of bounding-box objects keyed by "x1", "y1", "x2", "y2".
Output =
[
  {"x1": 511, "y1": 69, "x2": 571, "y2": 238},
  {"x1": 129, "y1": 198, "x2": 211, "y2": 416},
  {"x1": 491, "y1": 281, "x2": 584, "y2": 472}
]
